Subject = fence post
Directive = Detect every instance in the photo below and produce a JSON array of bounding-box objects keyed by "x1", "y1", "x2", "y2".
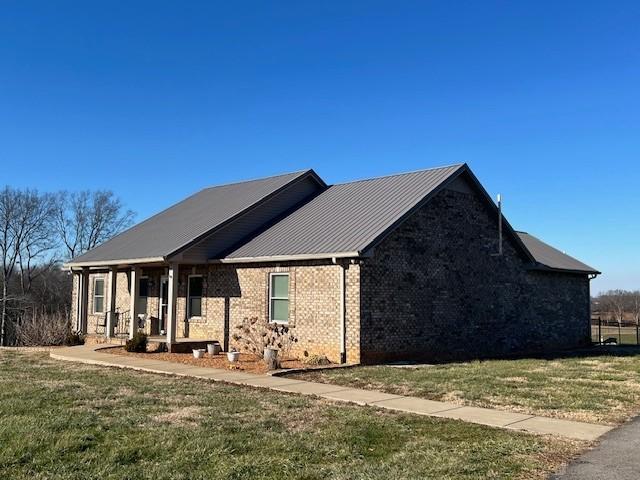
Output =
[
  {"x1": 598, "y1": 316, "x2": 602, "y2": 344},
  {"x1": 618, "y1": 321, "x2": 622, "y2": 345},
  {"x1": 637, "y1": 322, "x2": 639, "y2": 346}
]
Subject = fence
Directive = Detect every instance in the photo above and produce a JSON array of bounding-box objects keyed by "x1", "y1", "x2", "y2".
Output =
[{"x1": 591, "y1": 316, "x2": 640, "y2": 345}]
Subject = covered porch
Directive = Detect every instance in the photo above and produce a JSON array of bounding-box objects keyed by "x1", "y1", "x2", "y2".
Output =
[{"x1": 73, "y1": 262, "x2": 213, "y2": 352}]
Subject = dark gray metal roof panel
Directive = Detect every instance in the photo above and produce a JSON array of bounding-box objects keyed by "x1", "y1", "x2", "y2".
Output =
[
  {"x1": 516, "y1": 232, "x2": 599, "y2": 274},
  {"x1": 224, "y1": 164, "x2": 465, "y2": 259},
  {"x1": 179, "y1": 175, "x2": 322, "y2": 263},
  {"x1": 68, "y1": 170, "x2": 317, "y2": 265}
]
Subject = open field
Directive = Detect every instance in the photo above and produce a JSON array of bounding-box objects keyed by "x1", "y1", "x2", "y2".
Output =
[
  {"x1": 290, "y1": 347, "x2": 640, "y2": 426},
  {"x1": 0, "y1": 352, "x2": 586, "y2": 480}
]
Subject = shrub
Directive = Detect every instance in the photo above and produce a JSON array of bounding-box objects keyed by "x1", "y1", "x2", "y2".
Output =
[
  {"x1": 125, "y1": 332, "x2": 147, "y2": 352},
  {"x1": 16, "y1": 311, "x2": 73, "y2": 346},
  {"x1": 232, "y1": 316, "x2": 298, "y2": 365},
  {"x1": 302, "y1": 354, "x2": 331, "y2": 366},
  {"x1": 65, "y1": 332, "x2": 85, "y2": 346}
]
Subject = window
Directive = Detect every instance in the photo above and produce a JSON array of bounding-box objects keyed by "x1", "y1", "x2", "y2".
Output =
[
  {"x1": 269, "y1": 273, "x2": 289, "y2": 323},
  {"x1": 188, "y1": 276, "x2": 203, "y2": 318},
  {"x1": 93, "y1": 278, "x2": 105, "y2": 314},
  {"x1": 137, "y1": 277, "x2": 149, "y2": 314}
]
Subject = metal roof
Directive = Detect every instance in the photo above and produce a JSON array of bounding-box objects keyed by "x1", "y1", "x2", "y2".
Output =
[
  {"x1": 67, "y1": 164, "x2": 598, "y2": 276},
  {"x1": 225, "y1": 164, "x2": 465, "y2": 260},
  {"x1": 516, "y1": 232, "x2": 599, "y2": 274},
  {"x1": 67, "y1": 170, "x2": 319, "y2": 266}
]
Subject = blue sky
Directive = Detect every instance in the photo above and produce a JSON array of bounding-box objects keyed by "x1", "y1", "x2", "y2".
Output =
[{"x1": 1, "y1": 1, "x2": 638, "y2": 292}]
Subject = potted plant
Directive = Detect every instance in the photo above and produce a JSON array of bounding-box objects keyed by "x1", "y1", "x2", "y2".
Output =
[
  {"x1": 207, "y1": 342, "x2": 221, "y2": 355},
  {"x1": 192, "y1": 348, "x2": 205, "y2": 359},
  {"x1": 227, "y1": 348, "x2": 240, "y2": 363}
]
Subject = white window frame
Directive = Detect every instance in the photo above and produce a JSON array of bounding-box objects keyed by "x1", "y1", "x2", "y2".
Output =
[
  {"x1": 268, "y1": 272, "x2": 290, "y2": 324},
  {"x1": 187, "y1": 274, "x2": 203, "y2": 320},
  {"x1": 92, "y1": 276, "x2": 105, "y2": 314}
]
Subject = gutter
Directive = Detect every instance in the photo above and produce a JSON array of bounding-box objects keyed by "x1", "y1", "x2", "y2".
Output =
[
  {"x1": 210, "y1": 251, "x2": 361, "y2": 264},
  {"x1": 526, "y1": 263, "x2": 601, "y2": 276}
]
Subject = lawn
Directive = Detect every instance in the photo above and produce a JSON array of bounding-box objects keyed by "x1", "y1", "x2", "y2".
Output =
[
  {"x1": 290, "y1": 347, "x2": 640, "y2": 426},
  {"x1": 0, "y1": 352, "x2": 585, "y2": 480}
]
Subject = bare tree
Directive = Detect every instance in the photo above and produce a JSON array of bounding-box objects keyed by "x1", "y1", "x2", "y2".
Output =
[
  {"x1": 0, "y1": 186, "x2": 134, "y2": 346},
  {"x1": 55, "y1": 190, "x2": 134, "y2": 260},
  {"x1": 0, "y1": 188, "x2": 59, "y2": 345},
  {"x1": 598, "y1": 290, "x2": 628, "y2": 323},
  {"x1": 16, "y1": 192, "x2": 58, "y2": 295},
  {"x1": 0, "y1": 187, "x2": 20, "y2": 345},
  {"x1": 630, "y1": 291, "x2": 640, "y2": 325}
]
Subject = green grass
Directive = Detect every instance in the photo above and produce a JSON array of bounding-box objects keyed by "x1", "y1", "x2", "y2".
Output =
[
  {"x1": 0, "y1": 352, "x2": 584, "y2": 480},
  {"x1": 291, "y1": 348, "x2": 640, "y2": 426}
]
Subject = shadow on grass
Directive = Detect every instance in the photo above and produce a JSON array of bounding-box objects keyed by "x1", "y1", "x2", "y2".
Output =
[{"x1": 375, "y1": 345, "x2": 640, "y2": 367}]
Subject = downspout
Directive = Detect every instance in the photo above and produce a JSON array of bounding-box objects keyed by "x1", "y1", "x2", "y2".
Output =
[{"x1": 333, "y1": 257, "x2": 347, "y2": 364}]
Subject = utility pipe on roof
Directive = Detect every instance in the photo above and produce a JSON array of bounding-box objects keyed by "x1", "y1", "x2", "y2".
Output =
[{"x1": 333, "y1": 257, "x2": 347, "y2": 364}]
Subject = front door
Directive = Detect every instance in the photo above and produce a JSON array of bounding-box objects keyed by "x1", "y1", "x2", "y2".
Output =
[{"x1": 159, "y1": 276, "x2": 169, "y2": 333}]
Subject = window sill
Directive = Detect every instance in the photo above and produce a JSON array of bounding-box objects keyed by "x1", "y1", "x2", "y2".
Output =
[{"x1": 269, "y1": 319, "x2": 289, "y2": 325}]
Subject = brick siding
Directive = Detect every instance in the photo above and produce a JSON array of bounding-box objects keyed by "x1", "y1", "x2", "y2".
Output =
[
  {"x1": 359, "y1": 184, "x2": 590, "y2": 363},
  {"x1": 77, "y1": 261, "x2": 360, "y2": 363}
]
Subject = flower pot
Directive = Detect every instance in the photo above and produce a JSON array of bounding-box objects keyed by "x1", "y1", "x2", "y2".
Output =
[
  {"x1": 193, "y1": 348, "x2": 205, "y2": 359},
  {"x1": 263, "y1": 347, "x2": 279, "y2": 370},
  {"x1": 207, "y1": 343, "x2": 221, "y2": 355},
  {"x1": 227, "y1": 351, "x2": 240, "y2": 362}
]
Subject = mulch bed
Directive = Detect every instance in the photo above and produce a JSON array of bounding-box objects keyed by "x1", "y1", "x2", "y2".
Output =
[{"x1": 105, "y1": 347, "x2": 308, "y2": 374}]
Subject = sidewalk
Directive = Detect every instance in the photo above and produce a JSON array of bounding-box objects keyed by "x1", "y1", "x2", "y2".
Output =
[{"x1": 50, "y1": 345, "x2": 611, "y2": 441}]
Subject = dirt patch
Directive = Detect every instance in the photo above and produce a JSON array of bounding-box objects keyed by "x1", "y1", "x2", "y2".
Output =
[{"x1": 106, "y1": 347, "x2": 309, "y2": 374}]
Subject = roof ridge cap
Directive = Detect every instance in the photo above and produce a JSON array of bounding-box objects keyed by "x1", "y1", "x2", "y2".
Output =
[
  {"x1": 333, "y1": 163, "x2": 465, "y2": 186},
  {"x1": 201, "y1": 169, "x2": 312, "y2": 191}
]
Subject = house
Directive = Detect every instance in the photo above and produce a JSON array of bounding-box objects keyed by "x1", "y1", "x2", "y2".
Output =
[{"x1": 66, "y1": 164, "x2": 599, "y2": 363}]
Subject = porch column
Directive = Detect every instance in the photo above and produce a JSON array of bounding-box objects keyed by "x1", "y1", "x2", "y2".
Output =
[
  {"x1": 129, "y1": 267, "x2": 140, "y2": 339},
  {"x1": 80, "y1": 267, "x2": 90, "y2": 334},
  {"x1": 107, "y1": 267, "x2": 117, "y2": 338},
  {"x1": 74, "y1": 271, "x2": 82, "y2": 332},
  {"x1": 166, "y1": 263, "x2": 178, "y2": 347}
]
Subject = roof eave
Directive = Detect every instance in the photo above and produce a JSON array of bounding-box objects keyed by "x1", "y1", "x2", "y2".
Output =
[
  {"x1": 210, "y1": 251, "x2": 361, "y2": 264},
  {"x1": 63, "y1": 256, "x2": 167, "y2": 270},
  {"x1": 527, "y1": 263, "x2": 601, "y2": 276}
]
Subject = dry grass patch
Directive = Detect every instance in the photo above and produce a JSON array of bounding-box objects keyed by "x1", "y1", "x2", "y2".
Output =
[
  {"x1": 290, "y1": 347, "x2": 640, "y2": 425},
  {"x1": 153, "y1": 406, "x2": 203, "y2": 427}
]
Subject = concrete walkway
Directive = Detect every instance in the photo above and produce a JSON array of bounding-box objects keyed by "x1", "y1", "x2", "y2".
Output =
[{"x1": 50, "y1": 345, "x2": 611, "y2": 441}]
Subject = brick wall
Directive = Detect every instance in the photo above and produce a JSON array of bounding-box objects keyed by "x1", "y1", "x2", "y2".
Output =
[
  {"x1": 359, "y1": 180, "x2": 591, "y2": 363},
  {"x1": 76, "y1": 261, "x2": 361, "y2": 363},
  {"x1": 191, "y1": 261, "x2": 360, "y2": 364}
]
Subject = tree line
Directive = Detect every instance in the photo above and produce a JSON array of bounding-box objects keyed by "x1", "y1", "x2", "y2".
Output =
[
  {"x1": 592, "y1": 290, "x2": 640, "y2": 323},
  {"x1": 0, "y1": 188, "x2": 134, "y2": 346}
]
